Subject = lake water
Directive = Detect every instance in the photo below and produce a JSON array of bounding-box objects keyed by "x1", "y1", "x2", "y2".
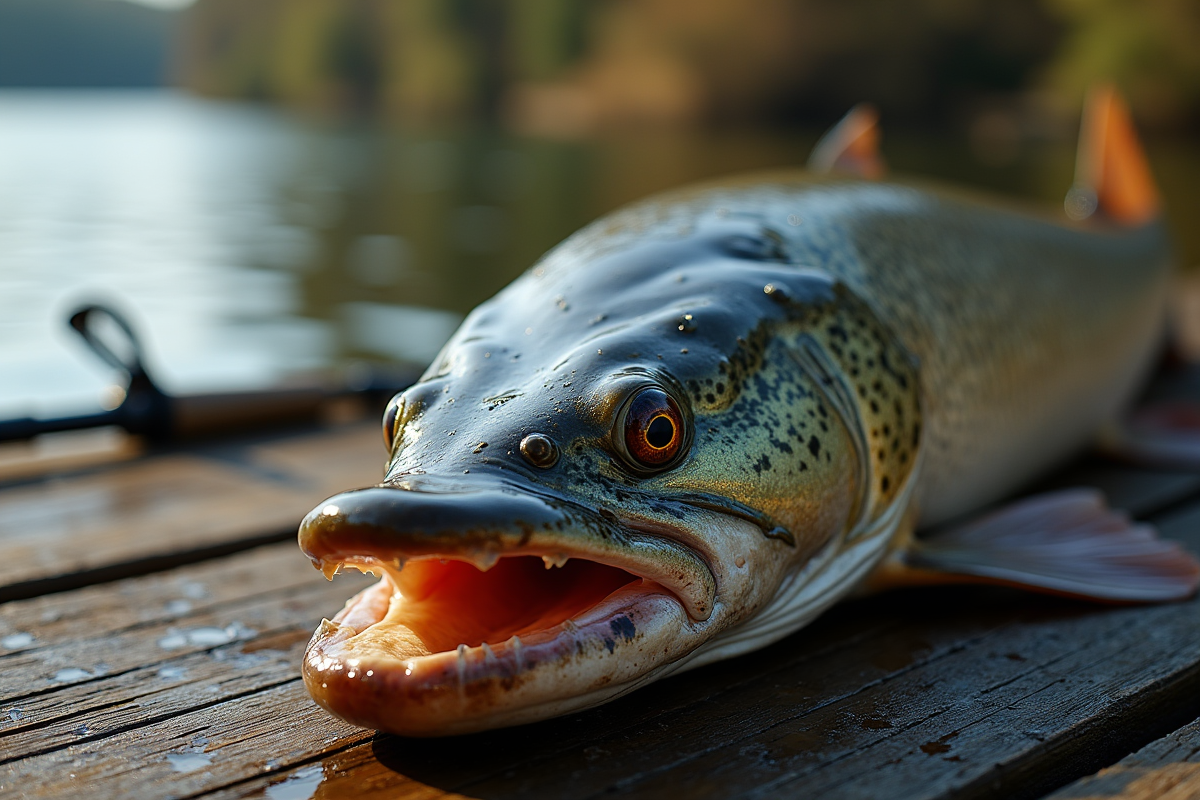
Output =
[{"x1": 2, "y1": 89, "x2": 1196, "y2": 420}]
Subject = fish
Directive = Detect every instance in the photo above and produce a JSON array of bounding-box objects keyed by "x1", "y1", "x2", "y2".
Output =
[{"x1": 297, "y1": 86, "x2": 1200, "y2": 737}]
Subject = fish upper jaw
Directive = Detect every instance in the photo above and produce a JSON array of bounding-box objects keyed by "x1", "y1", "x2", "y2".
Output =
[{"x1": 298, "y1": 479, "x2": 716, "y2": 621}]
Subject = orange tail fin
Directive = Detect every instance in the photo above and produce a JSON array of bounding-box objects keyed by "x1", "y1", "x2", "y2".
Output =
[{"x1": 1066, "y1": 84, "x2": 1160, "y2": 225}]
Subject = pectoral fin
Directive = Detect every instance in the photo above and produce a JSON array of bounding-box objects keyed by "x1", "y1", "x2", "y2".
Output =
[
  {"x1": 1099, "y1": 401, "x2": 1200, "y2": 468},
  {"x1": 866, "y1": 489, "x2": 1199, "y2": 602},
  {"x1": 808, "y1": 104, "x2": 886, "y2": 180}
]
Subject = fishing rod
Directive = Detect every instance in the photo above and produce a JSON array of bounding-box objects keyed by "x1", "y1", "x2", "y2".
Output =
[{"x1": 0, "y1": 304, "x2": 416, "y2": 444}]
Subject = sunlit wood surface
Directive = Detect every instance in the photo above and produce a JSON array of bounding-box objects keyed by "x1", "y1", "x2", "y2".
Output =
[{"x1": 2, "y1": 385, "x2": 1200, "y2": 799}]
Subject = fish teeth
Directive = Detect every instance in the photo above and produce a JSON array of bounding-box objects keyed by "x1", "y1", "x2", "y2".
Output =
[
  {"x1": 509, "y1": 635, "x2": 524, "y2": 671},
  {"x1": 474, "y1": 551, "x2": 500, "y2": 571},
  {"x1": 542, "y1": 553, "x2": 569, "y2": 569},
  {"x1": 317, "y1": 618, "x2": 356, "y2": 637},
  {"x1": 481, "y1": 642, "x2": 498, "y2": 665},
  {"x1": 319, "y1": 561, "x2": 342, "y2": 580},
  {"x1": 456, "y1": 644, "x2": 468, "y2": 688}
]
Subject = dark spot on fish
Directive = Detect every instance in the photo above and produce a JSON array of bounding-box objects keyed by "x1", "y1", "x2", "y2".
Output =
[
  {"x1": 807, "y1": 436, "x2": 820, "y2": 458},
  {"x1": 881, "y1": 476, "x2": 890, "y2": 493},
  {"x1": 603, "y1": 638, "x2": 615, "y2": 654},
  {"x1": 610, "y1": 616, "x2": 636, "y2": 641},
  {"x1": 706, "y1": 393, "x2": 716, "y2": 404}
]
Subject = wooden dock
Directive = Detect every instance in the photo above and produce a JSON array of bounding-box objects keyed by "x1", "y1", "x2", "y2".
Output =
[{"x1": 2, "y1": 375, "x2": 1200, "y2": 799}]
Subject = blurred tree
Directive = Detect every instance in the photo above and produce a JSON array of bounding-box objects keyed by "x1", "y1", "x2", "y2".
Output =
[
  {"x1": 175, "y1": 0, "x2": 1198, "y2": 134},
  {"x1": 1043, "y1": 0, "x2": 1200, "y2": 129}
]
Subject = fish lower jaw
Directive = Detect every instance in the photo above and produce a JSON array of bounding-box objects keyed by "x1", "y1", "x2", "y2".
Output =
[{"x1": 303, "y1": 558, "x2": 711, "y2": 736}]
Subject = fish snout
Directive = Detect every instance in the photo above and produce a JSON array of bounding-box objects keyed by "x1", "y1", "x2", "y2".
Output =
[
  {"x1": 299, "y1": 479, "x2": 583, "y2": 571},
  {"x1": 298, "y1": 478, "x2": 717, "y2": 622}
]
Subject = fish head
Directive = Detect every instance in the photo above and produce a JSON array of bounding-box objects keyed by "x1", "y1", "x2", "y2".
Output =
[{"x1": 299, "y1": 214, "x2": 921, "y2": 735}]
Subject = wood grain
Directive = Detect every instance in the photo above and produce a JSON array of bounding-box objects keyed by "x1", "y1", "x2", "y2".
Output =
[
  {"x1": 0, "y1": 543, "x2": 371, "y2": 765},
  {"x1": 1047, "y1": 715, "x2": 1200, "y2": 799},
  {"x1": 0, "y1": 422, "x2": 384, "y2": 601}
]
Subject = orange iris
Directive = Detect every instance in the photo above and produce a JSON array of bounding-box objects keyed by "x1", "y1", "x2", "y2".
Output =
[{"x1": 622, "y1": 388, "x2": 687, "y2": 469}]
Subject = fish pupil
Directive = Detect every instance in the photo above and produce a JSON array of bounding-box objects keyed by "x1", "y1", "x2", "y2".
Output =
[{"x1": 646, "y1": 415, "x2": 675, "y2": 449}]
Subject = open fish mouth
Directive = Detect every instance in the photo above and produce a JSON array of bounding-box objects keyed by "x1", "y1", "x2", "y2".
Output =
[{"x1": 298, "y1": 476, "x2": 718, "y2": 736}]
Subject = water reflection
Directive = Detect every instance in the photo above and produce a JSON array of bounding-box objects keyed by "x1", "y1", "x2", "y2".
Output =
[{"x1": 3, "y1": 89, "x2": 1198, "y2": 422}]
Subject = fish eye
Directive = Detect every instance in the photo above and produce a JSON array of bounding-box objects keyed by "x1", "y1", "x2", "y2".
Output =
[
  {"x1": 616, "y1": 387, "x2": 689, "y2": 472},
  {"x1": 382, "y1": 395, "x2": 402, "y2": 451}
]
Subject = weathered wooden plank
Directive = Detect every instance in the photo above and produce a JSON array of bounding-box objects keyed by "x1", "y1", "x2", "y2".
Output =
[
  {"x1": 1046, "y1": 715, "x2": 1200, "y2": 799},
  {"x1": 192, "y1": 473, "x2": 1200, "y2": 800},
  {"x1": 0, "y1": 543, "x2": 371, "y2": 764},
  {"x1": 0, "y1": 428, "x2": 142, "y2": 485},
  {"x1": 0, "y1": 422, "x2": 383, "y2": 601},
  {"x1": 0, "y1": 682, "x2": 368, "y2": 799},
  {"x1": 3, "y1": 414, "x2": 1199, "y2": 797}
]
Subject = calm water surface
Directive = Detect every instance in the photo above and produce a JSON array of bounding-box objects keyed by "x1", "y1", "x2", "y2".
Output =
[{"x1": 3, "y1": 90, "x2": 1196, "y2": 419}]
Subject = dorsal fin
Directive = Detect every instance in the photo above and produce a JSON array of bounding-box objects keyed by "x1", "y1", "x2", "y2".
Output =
[
  {"x1": 808, "y1": 104, "x2": 886, "y2": 180},
  {"x1": 1066, "y1": 84, "x2": 1160, "y2": 225}
]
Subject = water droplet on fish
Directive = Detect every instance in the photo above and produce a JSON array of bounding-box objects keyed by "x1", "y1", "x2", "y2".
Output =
[
  {"x1": 321, "y1": 505, "x2": 339, "y2": 517},
  {"x1": 265, "y1": 764, "x2": 324, "y2": 800},
  {"x1": 404, "y1": 660, "x2": 414, "y2": 676},
  {"x1": 524, "y1": 327, "x2": 533, "y2": 335},
  {"x1": 2, "y1": 632, "x2": 33, "y2": 649},
  {"x1": 787, "y1": 214, "x2": 802, "y2": 226},
  {"x1": 680, "y1": 348, "x2": 688, "y2": 354},
  {"x1": 167, "y1": 752, "x2": 213, "y2": 773},
  {"x1": 735, "y1": 556, "x2": 746, "y2": 568},
  {"x1": 542, "y1": 554, "x2": 569, "y2": 569},
  {"x1": 52, "y1": 668, "x2": 92, "y2": 682}
]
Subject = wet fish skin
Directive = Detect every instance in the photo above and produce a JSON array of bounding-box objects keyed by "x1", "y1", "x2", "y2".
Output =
[{"x1": 299, "y1": 170, "x2": 1172, "y2": 734}]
